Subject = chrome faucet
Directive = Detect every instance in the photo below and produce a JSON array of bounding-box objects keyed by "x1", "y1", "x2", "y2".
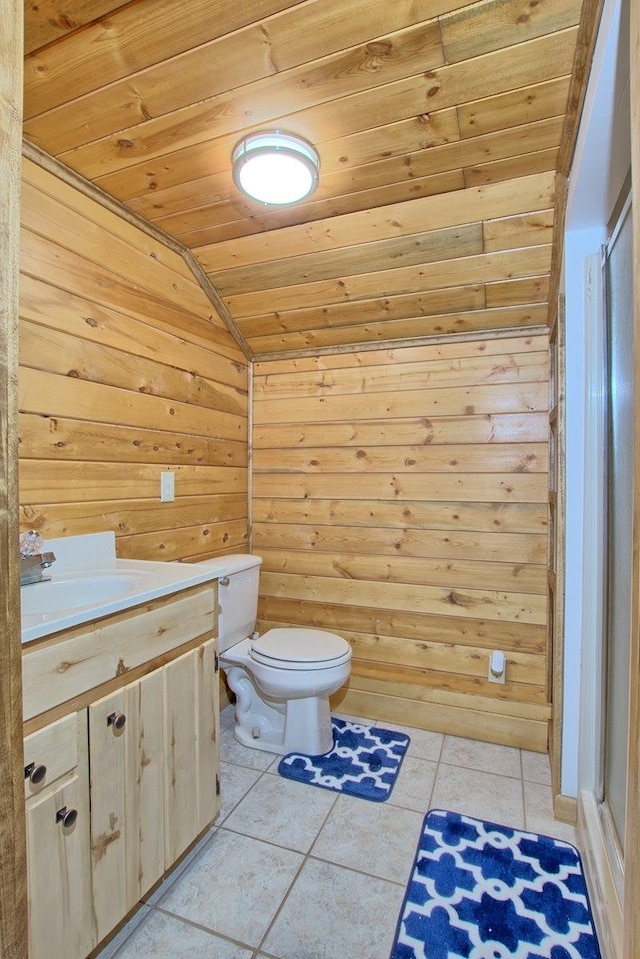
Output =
[
  {"x1": 19, "y1": 530, "x2": 56, "y2": 586},
  {"x1": 20, "y1": 552, "x2": 56, "y2": 586}
]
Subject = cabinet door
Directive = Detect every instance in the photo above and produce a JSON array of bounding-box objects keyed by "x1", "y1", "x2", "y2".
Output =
[
  {"x1": 196, "y1": 638, "x2": 220, "y2": 832},
  {"x1": 163, "y1": 639, "x2": 219, "y2": 865},
  {"x1": 89, "y1": 670, "x2": 164, "y2": 942},
  {"x1": 26, "y1": 773, "x2": 93, "y2": 959}
]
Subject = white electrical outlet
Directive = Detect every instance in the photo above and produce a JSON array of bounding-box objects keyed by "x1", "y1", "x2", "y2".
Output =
[{"x1": 160, "y1": 471, "x2": 175, "y2": 502}]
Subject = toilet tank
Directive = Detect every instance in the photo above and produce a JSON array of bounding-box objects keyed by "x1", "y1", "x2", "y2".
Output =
[{"x1": 210, "y1": 554, "x2": 262, "y2": 651}]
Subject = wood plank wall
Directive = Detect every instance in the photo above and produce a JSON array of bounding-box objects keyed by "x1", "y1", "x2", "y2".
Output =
[
  {"x1": 253, "y1": 332, "x2": 550, "y2": 750},
  {"x1": 18, "y1": 159, "x2": 249, "y2": 561}
]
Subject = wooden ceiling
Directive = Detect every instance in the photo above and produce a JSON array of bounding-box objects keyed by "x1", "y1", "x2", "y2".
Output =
[{"x1": 23, "y1": 0, "x2": 597, "y2": 359}]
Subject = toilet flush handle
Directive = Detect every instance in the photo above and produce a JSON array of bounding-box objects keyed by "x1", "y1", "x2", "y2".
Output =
[{"x1": 219, "y1": 576, "x2": 230, "y2": 587}]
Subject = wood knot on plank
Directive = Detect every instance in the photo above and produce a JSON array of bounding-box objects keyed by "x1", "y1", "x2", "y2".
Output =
[
  {"x1": 92, "y1": 824, "x2": 121, "y2": 863},
  {"x1": 446, "y1": 590, "x2": 473, "y2": 608},
  {"x1": 55, "y1": 661, "x2": 79, "y2": 673},
  {"x1": 115, "y1": 658, "x2": 129, "y2": 677},
  {"x1": 366, "y1": 40, "x2": 393, "y2": 56}
]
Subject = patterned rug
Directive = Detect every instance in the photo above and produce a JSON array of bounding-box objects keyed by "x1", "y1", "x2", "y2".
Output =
[
  {"x1": 390, "y1": 809, "x2": 601, "y2": 959},
  {"x1": 277, "y1": 717, "x2": 410, "y2": 802}
]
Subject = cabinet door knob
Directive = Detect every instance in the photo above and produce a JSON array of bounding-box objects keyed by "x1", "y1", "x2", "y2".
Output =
[
  {"x1": 56, "y1": 806, "x2": 78, "y2": 829},
  {"x1": 107, "y1": 711, "x2": 127, "y2": 731},
  {"x1": 24, "y1": 762, "x2": 47, "y2": 785}
]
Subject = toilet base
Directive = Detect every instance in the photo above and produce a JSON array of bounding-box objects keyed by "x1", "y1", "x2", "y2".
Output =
[{"x1": 223, "y1": 663, "x2": 334, "y2": 756}]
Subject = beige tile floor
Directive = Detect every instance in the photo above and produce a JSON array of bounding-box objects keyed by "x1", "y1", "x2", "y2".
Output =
[{"x1": 94, "y1": 706, "x2": 577, "y2": 959}]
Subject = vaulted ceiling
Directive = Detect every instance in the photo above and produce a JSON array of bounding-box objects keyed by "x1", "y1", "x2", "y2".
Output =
[{"x1": 23, "y1": 0, "x2": 598, "y2": 359}]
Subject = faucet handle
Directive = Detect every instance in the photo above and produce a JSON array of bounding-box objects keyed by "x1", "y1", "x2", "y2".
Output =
[{"x1": 19, "y1": 530, "x2": 44, "y2": 557}]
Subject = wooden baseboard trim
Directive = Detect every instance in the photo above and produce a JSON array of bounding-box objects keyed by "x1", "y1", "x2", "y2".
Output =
[{"x1": 554, "y1": 792, "x2": 578, "y2": 824}]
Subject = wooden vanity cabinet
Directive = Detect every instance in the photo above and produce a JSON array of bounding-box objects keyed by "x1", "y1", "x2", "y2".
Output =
[
  {"x1": 89, "y1": 670, "x2": 165, "y2": 942},
  {"x1": 89, "y1": 638, "x2": 219, "y2": 943},
  {"x1": 164, "y1": 638, "x2": 219, "y2": 864},
  {"x1": 23, "y1": 713, "x2": 94, "y2": 959},
  {"x1": 22, "y1": 583, "x2": 220, "y2": 959}
]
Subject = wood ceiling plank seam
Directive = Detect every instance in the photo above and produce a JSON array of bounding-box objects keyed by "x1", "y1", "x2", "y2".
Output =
[
  {"x1": 22, "y1": 140, "x2": 252, "y2": 361},
  {"x1": 152, "y1": 117, "x2": 563, "y2": 242},
  {"x1": 311, "y1": 107, "x2": 462, "y2": 176},
  {"x1": 193, "y1": 171, "x2": 555, "y2": 270},
  {"x1": 23, "y1": 0, "x2": 311, "y2": 118},
  {"x1": 234, "y1": 287, "x2": 489, "y2": 338},
  {"x1": 52, "y1": 21, "x2": 446, "y2": 174},
  {"x1": 25, "y1": 5, "x2": 577, "y2": 155},
  {"x1": 485, "y1": 276, "x2": 551, "y2": 308},
  {"x1": 156, "y1": 170, "x2": 470, "y2": 241},
  {"x1": 482, "y1": 208, "x2": 555, "y2": 253},
  {"x1": 84, "y1": 77, "x2": 559, "y2": 212},
  {"x1": 23, "y1": 1, "x2": 133, "y2": 56},
  {"x1": 53, "y1": 26, "x2": 576, "y2": 183},
  {"x1": 222, "y1": 245, "x2": 552, "y2": 318},
  {"x1": 201, "y1": 205, "x2": 551, "y2": 287},
  {"x1": 204, "y1": 220, "x2": 482, "y2": 285},
  {"x1": 438, "y1": 0, "x2": 583, "y2": 66},
  {"x1": 210, "y1": 224, "x2": 486, "y2": 297},
  {"x1": 456, "y1": 75, "x2": 572, "y2": 139},
  {"x1": 105, "y1": 105, "x2": 462, "y2": 219},
  {"x1": 23, "y1": 3, "x2": 454, "y2": 151},
  {"x1": 86, "y1": 60, "x2": 569, "y2": 204},
  {"x1": 87, "y1": 75, "x2": 461, "y2": 198},
  {"x1": 463, "y1": 146, "x2": 560, "y2": 188}
]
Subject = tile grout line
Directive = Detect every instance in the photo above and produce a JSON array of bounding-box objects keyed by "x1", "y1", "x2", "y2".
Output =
[{"x1": 102, "y1": 712, "x2": 569, "y2": 958}]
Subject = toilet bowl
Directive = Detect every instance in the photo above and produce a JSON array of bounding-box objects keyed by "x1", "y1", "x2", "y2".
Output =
[{"x1": 199, "y1": 554, "x2": 352, "y2": 756}]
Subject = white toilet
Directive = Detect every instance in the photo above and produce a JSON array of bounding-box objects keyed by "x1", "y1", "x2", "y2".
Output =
[{"x1": 202, "y1": 554, "x2": 352, "y2": 756}]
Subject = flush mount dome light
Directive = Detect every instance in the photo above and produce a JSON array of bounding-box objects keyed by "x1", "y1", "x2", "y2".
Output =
[{"x1": 231, "y1": 130, "x2": 320, "y2": 205}]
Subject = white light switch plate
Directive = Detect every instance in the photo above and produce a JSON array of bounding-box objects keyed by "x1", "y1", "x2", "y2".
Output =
[{"x1": 160, "y1": 471, "x2": 175, "y2": 502}]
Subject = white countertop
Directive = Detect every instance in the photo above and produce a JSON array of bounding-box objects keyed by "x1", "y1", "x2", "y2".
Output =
[{"x1": 20, "y1": 532, "x2": 228, "y2": 645}]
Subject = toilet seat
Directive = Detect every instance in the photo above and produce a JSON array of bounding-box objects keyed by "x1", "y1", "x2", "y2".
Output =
[{"x1": 250, "y1": 628, "x2": 351, "y2": 671}]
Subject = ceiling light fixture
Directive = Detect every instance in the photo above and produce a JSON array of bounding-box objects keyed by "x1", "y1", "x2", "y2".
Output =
[{"x1": 231, "y1": 130, "x2": 320, "y2": 205}]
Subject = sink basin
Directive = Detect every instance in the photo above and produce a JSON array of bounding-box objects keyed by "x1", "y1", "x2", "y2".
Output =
[
  {"x1": 19, "y1": 539, "x2": 224, "y2": 645},
  {"x1": 21, "y1": 572, "x2": 159, "y2": 617}
]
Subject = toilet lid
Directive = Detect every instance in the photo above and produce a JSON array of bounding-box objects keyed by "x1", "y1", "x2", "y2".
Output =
[{"x1": 250, "y1": 628, "x2": 351, "y2": 670}]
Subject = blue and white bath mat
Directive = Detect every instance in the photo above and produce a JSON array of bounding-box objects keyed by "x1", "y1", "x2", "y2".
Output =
[
  {"x1": 277, "y1": 717, "x2": 410, "y2": 802},
  {"x1": 390, "y1": 808, "x2": 601, "y2": 958}
]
